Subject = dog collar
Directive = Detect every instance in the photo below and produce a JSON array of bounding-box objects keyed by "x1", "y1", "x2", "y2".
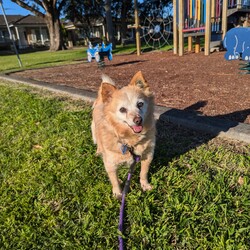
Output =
[
  {"x1": 121, "y1": 144, "x2": 141, "y2": 162},
  {"x1": 121, "y1": 144, "x2": 128, "y2": 155}
]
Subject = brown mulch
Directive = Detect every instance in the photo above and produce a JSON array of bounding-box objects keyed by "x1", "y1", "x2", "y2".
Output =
[{"x1": 12, "y1": 50, "x2": 250, "y2": 124}]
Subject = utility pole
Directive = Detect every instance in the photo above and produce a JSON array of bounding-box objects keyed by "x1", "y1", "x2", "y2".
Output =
[
  {"x1": 134, "y1": 0, "x2": 141, "y2": 56},
  {"x1": 0, "y1": 0, "x2": 23, "y2": 67}
]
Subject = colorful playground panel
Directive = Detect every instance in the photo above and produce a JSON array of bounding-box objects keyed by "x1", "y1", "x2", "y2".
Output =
[
  {"x1": 173, "y1": 0, "x2": 229, "y2": 56},
  {"x1": 182, "y1": 0, "x2": 222, "y2": 33}
]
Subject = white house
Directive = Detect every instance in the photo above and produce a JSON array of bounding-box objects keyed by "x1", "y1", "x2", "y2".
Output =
[{"x1": 0, "y1": 14, "x2": 49, "y2": 50}]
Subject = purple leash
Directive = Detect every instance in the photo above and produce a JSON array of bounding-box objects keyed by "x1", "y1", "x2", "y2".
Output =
[{"x1": 118, "y1": 154, "x2": 140, "y2": 250}]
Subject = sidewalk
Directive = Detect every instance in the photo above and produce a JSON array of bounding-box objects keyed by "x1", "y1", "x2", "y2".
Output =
[{"x1": 1, "y1": 74, "x2": 250, "y2": 144}]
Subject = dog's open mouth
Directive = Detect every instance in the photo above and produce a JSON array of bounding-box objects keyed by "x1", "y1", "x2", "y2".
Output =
[{"x1": 131, "y1": 125, "x2": 143, "y2": 133}]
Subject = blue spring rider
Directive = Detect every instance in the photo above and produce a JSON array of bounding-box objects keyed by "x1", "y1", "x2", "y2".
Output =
[{"x1": 87, "y1": 42, "x2": 112, "y2": 65}]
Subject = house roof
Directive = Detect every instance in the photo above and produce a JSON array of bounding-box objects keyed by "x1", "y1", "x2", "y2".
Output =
[
  {"x1": 0, "y1": 14, "x2": 46, "y2": 27},
  {"x1": 15, "y1": 15, "x2": 46, "y2": 25},
  {"x1": 0, "y1": 15, "x2": 23, "y2": 26}
]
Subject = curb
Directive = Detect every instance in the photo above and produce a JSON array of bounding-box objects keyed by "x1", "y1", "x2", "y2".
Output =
[
  {"x1": 0, "y1": 74, "x2": 96, "y2": 103},
  {"x1": 155, "y1": 106, "x2": 250, "y2": 144},
  {"x1": 1, "y1": 74, "x2": 250, "y2": 144}
]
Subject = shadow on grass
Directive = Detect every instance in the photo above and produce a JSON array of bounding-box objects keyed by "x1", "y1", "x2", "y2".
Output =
[
  {"x1": 183, "y1": 100, "x2": 250, "y2": 124},
  {"x1": 0, "y1": 47, "x2": 49, "y2": 56},
  {"x1": 27, "y1": 59, "x2": 70, "y2": 68},
  {"x1": 153, "y1": 119, "x2": 210, "y2": 169},
  {"x1": 9, "y1": 60, "x2": 79, "y2": 73},
  {"x1": 152, "y1": 100, "x2": 250, "y2": 171}
]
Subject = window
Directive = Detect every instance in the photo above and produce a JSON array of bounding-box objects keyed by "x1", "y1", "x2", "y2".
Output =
[
  {"x1": 0, "y1": 30, "x2": 3, "y2": 42},
  {"x1": 0, "y1": 30, "x2": 10, "y2": 42}
]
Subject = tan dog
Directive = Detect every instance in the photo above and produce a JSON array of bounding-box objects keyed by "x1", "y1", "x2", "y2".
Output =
[{"x1": 91, "y1": 71, "x2": 155, "y2": 199}]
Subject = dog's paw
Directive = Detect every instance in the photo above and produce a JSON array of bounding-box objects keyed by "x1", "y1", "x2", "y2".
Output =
[
  {"x1": 113, "y1": 188, "x2": 122, "y2": 200},
  {"x1": 140, "y1": 181, "x2": 153, "y2": 192}
]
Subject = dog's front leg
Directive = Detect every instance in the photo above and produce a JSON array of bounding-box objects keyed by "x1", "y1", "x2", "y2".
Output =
[
  {"x1": 104, "y1": 159, "x2": 122, "y2": 199},
  {"x1": 107, "y1": 170, "x2": 122, "y2": 199},
  {"x1": 140, "y1": 153, "x2": 153, "y2": 191},
  {"x1": 91, "y1": 121, "x2": 96, "y2": 144}
]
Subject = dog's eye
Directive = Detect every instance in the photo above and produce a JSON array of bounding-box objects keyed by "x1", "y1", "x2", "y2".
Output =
[
  {"x1": 119, "y1": 107, "x2": 127, "y2": 113},
  {"x1": 137, "y1": 102, "x2": 144, "y2": 109}
]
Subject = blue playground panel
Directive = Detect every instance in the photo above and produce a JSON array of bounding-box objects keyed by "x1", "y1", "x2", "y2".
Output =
[
  {"x1": 223, "y1": 27, "x2": 250, "y2": 61},
  {"x1": 87, "y1": 42, "x2": 112, "y2": 63}
]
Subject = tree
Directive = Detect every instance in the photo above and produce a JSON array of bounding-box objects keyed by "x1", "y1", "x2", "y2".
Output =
[
  {"x1": 63, "y1": 0, "x2": 104, "y2": 40},
  {"x1": 111, "y1": 0, "x2": 133, "y2": 44},
  {"x1": 120, "y1": 0, "x2": 133, "y2": 43},
  {"x1": 63, "y1": 0, "x2": 133, "y2": 47},
  {"x1": 104, "y1": 0, "x2": 115, "y2": 47},
  {"x1": 63, "y1": 0, "x2": 117, "y2": 47},
  {"x1": 138, "y1": 0, "x2": 172, "y2": 18},
  {"x1": 12, "y1": 0, "x2": 67, "y2": 51}
]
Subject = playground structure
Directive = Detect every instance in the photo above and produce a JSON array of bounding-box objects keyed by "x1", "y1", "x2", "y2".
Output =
[
  {"x1": 140, "y1": 2, "x2": 173, "y2": 49},
  {"x1": 87, "y1": 42, "x2": 112, "y2": 67},
  {"x1": 173, "y1": 0, "x2": 228, "y2": 56},
  {"x1": 141, "y1": 15, "x2": 173, "y2": 49}
]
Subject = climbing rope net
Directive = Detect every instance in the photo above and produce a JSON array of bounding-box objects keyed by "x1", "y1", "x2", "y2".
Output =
[{"x1": 141, "y1": 2, "x2": 173, "y2": 49}]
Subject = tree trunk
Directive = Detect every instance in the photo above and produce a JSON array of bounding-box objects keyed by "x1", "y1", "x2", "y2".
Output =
[
  {"x1": 11, "y1": 0, "x2": 66, "y2": 51},
  {"x1": 121, "y1": 1, "x2": 129, "y2": 45},
  {"x1": 104, "y1": 0, "x2": 116, "y2": 48},
  {"x1": 45, "y1": 11, "x2": 64, "y2": 51}
]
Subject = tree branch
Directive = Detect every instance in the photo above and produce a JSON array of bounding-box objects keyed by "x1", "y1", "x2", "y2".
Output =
[
  {"x1": 11, "y1": 0, "x2": 45, "y2": 18},
  {"x1": 58, "y1": 0, "x2": 67, "y2": 12}
]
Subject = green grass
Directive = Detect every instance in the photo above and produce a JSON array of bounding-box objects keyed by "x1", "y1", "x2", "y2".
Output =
[
  {"x1": 0, "y1": 43, "x2": 173, "y2": 74},
  {"x1": 0, "y1": 47, "x2": 88, "y2": 73},
  {"x1": 0, "y1": 81, "x2": 250, "y2": 249}
]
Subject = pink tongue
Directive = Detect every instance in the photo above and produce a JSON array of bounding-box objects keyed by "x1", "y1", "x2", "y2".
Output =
[{"x1": 132, "y1": 125, "x2": 143, "y2": 133}]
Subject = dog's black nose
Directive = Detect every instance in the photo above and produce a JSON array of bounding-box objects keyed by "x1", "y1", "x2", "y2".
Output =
[{"x1": 133, "y1": 116, "x2": 142, "y2": 125}]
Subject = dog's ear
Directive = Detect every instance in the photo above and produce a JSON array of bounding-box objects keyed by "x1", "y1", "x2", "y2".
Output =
[
  {"x1": 100, "y1": 74, "x2": 117, "y2": 103},
  {"x1": 101, "y1": 82, "x2": 117, "y2": 103},
  {"x1": 129, "y1": 71, "x2": 149, "y2": 90}
]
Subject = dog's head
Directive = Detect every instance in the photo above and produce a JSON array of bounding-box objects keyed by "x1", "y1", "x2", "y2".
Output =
[{"x1": 100, "y1": 71, "x2": 154, "y2": 134}]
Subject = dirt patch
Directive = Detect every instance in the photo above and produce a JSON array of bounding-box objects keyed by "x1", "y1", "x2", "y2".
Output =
[{"x1": 12, "y1": 50, "x2": 250, "y2": 124}]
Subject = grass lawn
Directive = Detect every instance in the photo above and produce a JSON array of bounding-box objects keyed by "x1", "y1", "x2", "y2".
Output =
[
  {"x1": 0, "y1": 47, "x2": 87, "y2": 73},
  {"x1": 0, "y1": 43, "x2": 172, "y2": 74},
  {"x1": 0, "y1": 81, "x2": 250, "y2": 249}
]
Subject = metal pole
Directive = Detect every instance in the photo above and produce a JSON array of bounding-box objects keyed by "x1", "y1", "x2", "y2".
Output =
[{"x1": 0, "y1": 0, "x2": 23, "y2": 67}]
